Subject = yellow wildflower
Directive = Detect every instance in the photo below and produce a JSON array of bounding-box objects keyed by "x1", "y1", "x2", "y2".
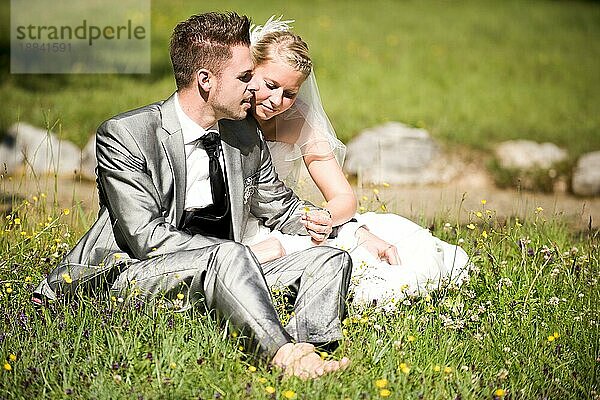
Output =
[
  {"x1": 361, "y1": 196, "x2": 368, "y2": 201},
  {"x1": 32, "y1": 196, "x2": 38, "y2": 202},
  {"x1": 433, "y1": 365, "x2": 441, "y2": 372},
  {"x1": 114, "y1": 254, "x2": 121, "y2": 259},
  {"x1": 320, "y1": 351, "x2": 328, "y2": 359},
  {"x1": 5, "y1": 288, "x2": 12, "y2": 294},
  {"x1": 380, "y1": 204, "x2": 387, "y2": 211},
  {"x1": 379, "y1": 389, "x2": 391, "y2": 397},
  {"x1": 425, "y1": 306, "x2": 435, "y2": 313},
  {"x1": 14, "y1": 218, "x2": 21, "y2": 225},
  {"x1": 535, "y1": 206, "x2": 543, "y2": 213},
  {"x1": 399, "y1": 362, "x2": 410, "y2": 374},
  {"x1": 553, "y1": 331, "x2": 560, "y2": 339},
  {"x1": 476, "y1": 212, "x2": 483, "y2": 218},
  {"x1": 382, "y1": 182, "x2": 390, "y2": 187},
  {"x1": 169, "y1": 362, "x2": 177, "y2": 369},
  {"x1": 359, "y1": 206, "x2": 366, "y2": 213},
  {"x1": 258, "y1": 377, "x2": 267, "y2": 384},
  {"x1": 373, "y1": 188, "x2": 380, "y2": 195},
  {"x1": 176, "y1": 293, "x2": 184, "y2": 300},
  {"x1": 407, "y1": 335, "x2": 415, "y2": 342},
  {"x1": 62, "y1": 209, "x2": 70, "y2": 216},
  {"x1": 3, "y1": 363, "x2": 11, "y2": 371},
  {"x1": 283, "y1": 390, "x2": 296, "y2": 399},
  {"x1": 494, "y1": 388, "x2": 506, "y2": 398},
  {"x1": 481, "y1": 199, "x2": 487, "y2": 205},
  {"x1": 482, "y1": 230, "x2": 488, "y2": 239},
  {"x1": 265, "y1": 386, "x2": 275, "y2": 394},
  {"x1": 375, "y1": 378, "x2": 388, "y2": 388},
  {"x1": 443, "y1": 366, "x2": 452, "y2": 374},
  {"x1": 547, "y1": 335, "x2": 555, "y2": 342},
  {"x1": 247, "y1": 365, "x2": 256, "y2": 372},
  {"x1": 9, "y1": 354, "x2": 16, "y2": 362},
  {"x1": 61, "y1": 273, "x2": 73, "y2": 284},
  {"x1": 466, "y1": 223, "x2": 475, "y2": 230}
]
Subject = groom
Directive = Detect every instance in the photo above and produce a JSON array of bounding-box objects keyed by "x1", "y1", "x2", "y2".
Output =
[{"x1": 33, "y1": 12, "x2": 351, "y2": 378}]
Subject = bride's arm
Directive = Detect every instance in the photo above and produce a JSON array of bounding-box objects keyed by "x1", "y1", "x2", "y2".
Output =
[
  {"x1": 305, "y1": 153, "x2": 400, "y2": 265},
  {"x1": 304, "y1": 154, "x2": 357, "y2": 226}
]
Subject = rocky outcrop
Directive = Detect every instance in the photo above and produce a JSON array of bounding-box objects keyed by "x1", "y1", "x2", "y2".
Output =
[
  {"x1": 572, "y1": 151, "x2": 600, "y2": 196},
  {"x1": 344, "y1": 122, "x2": 461, "y2": 185},
  {"x1": 0, "y1": 122, "x2": 85, "y2": 176},
  {"x1": 494, "y1": 140, "x2": 567, "y2": 170}
]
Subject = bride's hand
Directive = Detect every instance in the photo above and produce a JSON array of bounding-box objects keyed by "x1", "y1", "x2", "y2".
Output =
[
  {"x1": 249, "y1": 237, "x2": 286, "y2": 264},
  {"x1": 302, "y1": 209, "x2": 333, "y2": 244},
  {"x1": 355, "y1": 227, "x2": 400, "y2": 265}
]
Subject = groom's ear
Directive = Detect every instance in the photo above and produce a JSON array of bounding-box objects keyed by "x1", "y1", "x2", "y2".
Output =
[{"x1": 196, "y1": 69, "x2": 212, "y2": 92}]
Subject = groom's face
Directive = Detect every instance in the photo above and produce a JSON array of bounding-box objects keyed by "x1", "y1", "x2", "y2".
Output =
[{"x1": 211, "y1": 45, "x2": 258, "y2": 120}]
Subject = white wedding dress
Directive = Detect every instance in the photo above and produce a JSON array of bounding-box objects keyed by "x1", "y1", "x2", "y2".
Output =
[{"x1": 242, "y1": 142, "x2": 471, "y2": 310}]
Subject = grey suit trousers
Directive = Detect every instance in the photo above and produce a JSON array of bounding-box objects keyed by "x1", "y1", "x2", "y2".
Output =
[{"x1": 111, "y1": 242, "x2": 351, "y2": 359}]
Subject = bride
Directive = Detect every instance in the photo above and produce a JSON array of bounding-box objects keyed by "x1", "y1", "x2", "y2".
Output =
[{"x1": 245, "y1": 18, "x2": 470, "y2": 310}]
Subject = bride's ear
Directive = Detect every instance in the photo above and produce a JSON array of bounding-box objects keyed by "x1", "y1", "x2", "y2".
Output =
[{"x1": 196, "y1": 69, "x2": 212, "y2": 92}]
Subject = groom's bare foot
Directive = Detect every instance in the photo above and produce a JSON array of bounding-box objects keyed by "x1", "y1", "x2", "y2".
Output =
[{"x1": 271, "y1": 343, "x2": 350, "y2": 379}]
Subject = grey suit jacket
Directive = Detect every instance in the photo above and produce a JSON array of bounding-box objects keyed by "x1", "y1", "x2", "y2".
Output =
[{"x1": 34, "y1": 94, "x2": 313, "y2": 300}]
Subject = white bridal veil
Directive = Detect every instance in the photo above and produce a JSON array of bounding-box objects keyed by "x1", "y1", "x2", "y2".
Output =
[{"x1": 250, "y1": 16, "x2": 346, "y2": 181}]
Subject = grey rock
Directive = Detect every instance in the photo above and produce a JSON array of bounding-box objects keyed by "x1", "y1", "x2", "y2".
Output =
[
  {"x1": 495, "y1": 140, "x2": 567, "y2": 170},
  {"x1": 80, "y1": 135, "x2": 97, "y2": 180},
  {"x1": 572, "y1": 151, "x2": 600, "y2": 196},
  {"x1": 344, "y1": 122, "x2": 460, "y2": 185},
  {"x1": 2, "y1": 122, "x2": 82, "y2": 175}
]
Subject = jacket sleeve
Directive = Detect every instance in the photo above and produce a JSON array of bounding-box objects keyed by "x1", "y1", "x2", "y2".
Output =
[
  {"x1": 96, "y1": 118, "x2": 228, "y2": 260},
  {"x1": 249, "y1": 138, "x2": 317, "y2": 235}
]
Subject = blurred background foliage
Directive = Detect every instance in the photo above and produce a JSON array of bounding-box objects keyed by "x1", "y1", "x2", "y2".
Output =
[{"x1": 0, "y1": 0, "x2": 599, "y2": 155}]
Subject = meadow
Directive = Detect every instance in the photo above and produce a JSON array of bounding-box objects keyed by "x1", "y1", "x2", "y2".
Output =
[
  {"x1": 1, "y1": 0, "x2": 599, "y2": 399},
  {"x1": 0, "y1": 186, "x2": 598, "y2": 399}
]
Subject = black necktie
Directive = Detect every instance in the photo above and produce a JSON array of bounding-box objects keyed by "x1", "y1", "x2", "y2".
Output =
[{"x1": 200, "y1": 131, "x2": 226, "y2": 206}]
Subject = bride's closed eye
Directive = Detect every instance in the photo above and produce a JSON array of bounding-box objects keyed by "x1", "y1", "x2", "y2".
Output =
[
  {"x1": 265, "y1": 80, "x2": 297, "y2": 99},
  {"x1": 265, "y1": 80, "x2": 278, "y2": 90}
]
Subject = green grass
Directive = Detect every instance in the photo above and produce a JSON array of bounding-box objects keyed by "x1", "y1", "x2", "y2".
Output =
[
  {"x1": 1, "y1": 0, "x2": 599, "y2": 155},
  {"x1": 0, "y1": 180, "x2": 598, "y2": 399}
]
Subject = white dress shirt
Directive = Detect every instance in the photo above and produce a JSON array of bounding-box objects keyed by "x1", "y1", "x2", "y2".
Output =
[{"x1": 174, "y1": 93, "x2": 224, "y2": 210}]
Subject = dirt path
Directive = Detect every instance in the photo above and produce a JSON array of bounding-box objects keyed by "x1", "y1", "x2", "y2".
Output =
[{"x1": 2, "y1": 165, "x2": 598, "y2": 232}]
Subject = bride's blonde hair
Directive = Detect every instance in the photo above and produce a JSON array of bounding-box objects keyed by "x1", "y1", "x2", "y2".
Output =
[{"x1": 252, "y1": 31, "x2": 312, "y2": 78}]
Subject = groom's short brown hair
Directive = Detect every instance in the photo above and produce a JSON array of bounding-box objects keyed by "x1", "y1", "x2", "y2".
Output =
[{"x1": 170, "y1": 12, "x2": 251, "y2": 89}]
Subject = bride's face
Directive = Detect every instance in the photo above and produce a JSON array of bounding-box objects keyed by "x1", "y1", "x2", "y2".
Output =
[{"x1": 252, "y1": 60, "x2": 306, "y2": 121}]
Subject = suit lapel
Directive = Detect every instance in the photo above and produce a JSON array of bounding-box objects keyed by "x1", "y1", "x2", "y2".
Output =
[
  {"x1": 159, "y1": 94, "x2": 186, "y2": 227},
  {"x1": 219, "y1": 121, "x2": 244, "y2": 241}
]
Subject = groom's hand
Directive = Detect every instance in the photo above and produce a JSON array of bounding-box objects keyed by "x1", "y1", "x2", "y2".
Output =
[
  {"x1": 302, "y1": 209, "x2": 333, "y2": 244},
  {"x1": 355, "y1": 227, "x2": 400, "y2": 265},
  {"x1": 249, "y1": 237, "x2": 286, "y2": 264}
]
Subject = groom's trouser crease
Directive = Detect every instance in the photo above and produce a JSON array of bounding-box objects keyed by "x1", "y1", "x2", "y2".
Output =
[
  {"x1": 110, "y1": 242, "x2": 351, "y2": 358},
  {"x1": 262, "y1": 246, "x2": 352, "y2": 344}
]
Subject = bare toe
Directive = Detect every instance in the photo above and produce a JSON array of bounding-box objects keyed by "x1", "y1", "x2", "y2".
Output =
[{"x1": 339, "y1": 357, "x2": 351, "y2": 369}]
